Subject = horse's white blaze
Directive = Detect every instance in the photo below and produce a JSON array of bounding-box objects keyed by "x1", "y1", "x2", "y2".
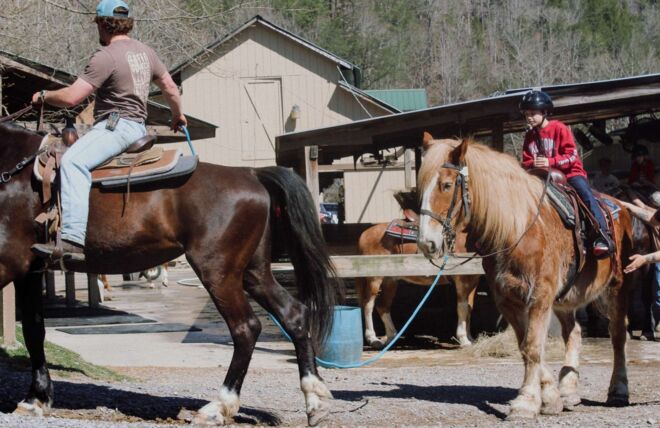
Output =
[
  {"x1": 419, "y1": 172, "x2": 445, "y2": 254},
  {"x1": 301, "y1": 374, "x2": 332, "y2": 414}
]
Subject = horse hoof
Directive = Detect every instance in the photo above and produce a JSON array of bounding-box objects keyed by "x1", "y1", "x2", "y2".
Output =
[
  {"x1": 541, "y1": 398, "x2": 564, "y2": 415},
  {"x1": 14, "y1": 400, "x2": 50, "y2": 417},
  {"x1": 606, "y1": 394, "x2": 629, "y2": 407},
  {"x1": 561, "y1": 393, "x2": 581, "y2": 409},
  {"x1": 457, "y1": 338, "x2": 472, "y2": 347},
  {"x1": 506, "y1": 408, "x2": 537, "y2": 421},
  {"x1": 307, "y1": 398, "x2": 331, "y2": 426}
]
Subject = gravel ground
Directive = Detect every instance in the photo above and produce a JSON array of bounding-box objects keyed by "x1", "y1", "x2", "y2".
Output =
[{"x1": 1, "y1": 349, "x2": 659, "y2": 427}]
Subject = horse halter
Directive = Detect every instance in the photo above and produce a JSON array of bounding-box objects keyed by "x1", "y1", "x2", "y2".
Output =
[{"x1": 419, "y1": 161, "x2": 471, "y2": 253}]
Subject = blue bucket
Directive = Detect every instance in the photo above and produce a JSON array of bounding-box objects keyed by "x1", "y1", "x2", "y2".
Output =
[{"x1": 318, "y1": 305, "x2": 363, "y2": 368}]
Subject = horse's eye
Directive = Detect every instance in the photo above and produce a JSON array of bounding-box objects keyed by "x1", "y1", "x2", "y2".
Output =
[{"x1": 441, "y1": 182, "x2": 452, "y2": 192}]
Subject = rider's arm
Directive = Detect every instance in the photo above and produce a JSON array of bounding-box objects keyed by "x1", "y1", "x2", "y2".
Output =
[
  {"x1": 154, "y1": 72, "x2": 187, "y2": 130},
  {"x1": 32, "y1": 78, "x2": 94, "y2": 108},
  {"x1": 521, "y1": 134, "x2": 535, "y2": 169},
  {"x1": 547, "y1": 124, "x2": 578, "y2": 172}
]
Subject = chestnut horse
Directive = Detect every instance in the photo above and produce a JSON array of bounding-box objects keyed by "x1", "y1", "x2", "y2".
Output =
[
  {"x1": 416, "y1": 133, "x2": 636, "y2": 419},
  {"x1": 0, "y1": 122, "x2": 340, "y2": 425},
  {"x1": 356, "y1": 222, "x2": 478, "y2": 348}
]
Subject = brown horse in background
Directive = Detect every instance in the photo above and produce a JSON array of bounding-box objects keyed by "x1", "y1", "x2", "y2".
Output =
[
  {"x1": 356, "y1": 220, "x2": 478, "y2": 348},
  {"x1": 0, "y1": 122, "x2": 340, "y2": 426},
  {"x1": 417, "y1": 133, "x2": 637, "y2": 419}
]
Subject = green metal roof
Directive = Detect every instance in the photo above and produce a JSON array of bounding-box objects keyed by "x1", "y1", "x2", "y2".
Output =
[{"x1": 364, "y1": 89, "x2": 428, "y2": 112}]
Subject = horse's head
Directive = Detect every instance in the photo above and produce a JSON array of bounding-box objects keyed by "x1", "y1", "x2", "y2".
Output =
[{"x1": 417, "y1": 132, "x2": 471, "y2": 258}]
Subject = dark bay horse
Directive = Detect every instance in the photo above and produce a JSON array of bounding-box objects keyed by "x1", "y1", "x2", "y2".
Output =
[
  {"x1": 417, "y1": 133, "x2": 637, "y2": 419},
  {"x1": 0, "y1": 122, "x2": 340, "y2": 426}
]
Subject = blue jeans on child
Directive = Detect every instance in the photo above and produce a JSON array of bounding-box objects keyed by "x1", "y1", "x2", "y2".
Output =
[
  {"x1": 60, "y1": 118, "x2": 146, "y2": 245},
  {"x1": 568, "y1": 175, "x2": 609, "y2": 234}
]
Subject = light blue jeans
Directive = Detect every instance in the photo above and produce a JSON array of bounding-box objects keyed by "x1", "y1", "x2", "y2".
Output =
[{"x1": 60, "y1": 118, "x2": 146, "y2": 245}]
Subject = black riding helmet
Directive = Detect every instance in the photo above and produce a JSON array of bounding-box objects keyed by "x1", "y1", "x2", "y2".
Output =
[{"x1": 519, "y1": 90, "x2": 554, "y2": 113}]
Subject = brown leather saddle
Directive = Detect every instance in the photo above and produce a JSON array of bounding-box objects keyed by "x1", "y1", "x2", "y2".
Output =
[
  {"x1": 529, "y1": 168, "x2": 620, "y2": 298},
  {"x1": 34, "y1": 133, "x2": 197, "y2": 203},
  {"x1": 33, "y1": 130, "x2": 198, "y2": 247}
]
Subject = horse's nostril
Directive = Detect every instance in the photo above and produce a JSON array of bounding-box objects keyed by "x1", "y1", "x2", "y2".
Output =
[{"x1": 428, "y1": 241, "x2": 436, "y2": 253}]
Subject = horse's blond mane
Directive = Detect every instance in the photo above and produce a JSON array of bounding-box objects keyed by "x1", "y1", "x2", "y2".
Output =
[{"x1": 419, "y1": 138, "x2": 546, "y2": 249}]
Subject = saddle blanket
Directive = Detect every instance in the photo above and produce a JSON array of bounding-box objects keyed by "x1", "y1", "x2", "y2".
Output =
[
  {"x1": 385, "y1": 219, "x2": 419, "y2": 241},
  {"x1": 546, "y1": 183, "x2": 620, "y2": 229}
]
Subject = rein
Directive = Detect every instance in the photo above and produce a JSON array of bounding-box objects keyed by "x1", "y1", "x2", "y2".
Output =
[
  {"x1": 0, "y1": 105, "x2": 48, "y2": 184},
  {"x1": 422, "y1": 161, "x2": 551, "y2": 266}
]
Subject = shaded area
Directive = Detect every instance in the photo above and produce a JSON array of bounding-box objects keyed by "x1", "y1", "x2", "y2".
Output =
[
  {"x1": 332, "y1": 382, "x2": 515, "y2": 420},
  {"x1": 56, "y1": 323, "x2": 202, "y2": 335},
  {"x1": 0, "y1": 367, "x2": 280, "y2": 425}
]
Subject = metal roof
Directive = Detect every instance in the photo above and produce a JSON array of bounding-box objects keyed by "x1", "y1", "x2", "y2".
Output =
[
  {"x1": 276, "y1": 73, "x2": 660, "y2": 165},
  {"x1": 0, "y1": 50, "x2": 217, "y2": 143},
  {"x1": 170, "y1": 15, "x2": 360, "y2": 81},
  {"x1": 365, "y1": 89, "x2": 428, "y2": 112}
]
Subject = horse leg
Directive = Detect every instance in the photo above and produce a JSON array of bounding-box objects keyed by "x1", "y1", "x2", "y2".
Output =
[
  {"x1": 161, "y1": 263, "x2": 169, "y2": 287},
  {"x1": 244, "y1": 269, "x2": 332, "y2": 426},
  {"x1": 554, "y1": 309, "x2": 582, "y2": 408},
  {"x1": 606, "y1": 279, "x2": 630, "y2": 406},
  {"x1": 507, "y1": 297, "x2": 555, "y2": 419},
  {"x1": 454, "y1": 275, "x2": 478, "y2": 346},
  {"x1": 13, "y1": 272, "x2": 53, "y2": 416},
  {"x1": 356, "y1": 276, "x2": 386, "y2": 349},
  {"x1": 188, "y1": 264, "x2": 260, "y2": 425},
  {"x1": 375, "y1": 278, "x2": 398, "y2": 346}
]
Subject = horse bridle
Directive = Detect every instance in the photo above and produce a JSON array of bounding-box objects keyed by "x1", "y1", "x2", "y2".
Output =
[
  {"x1": 0, "y1": 105, "x2": 48, "y2": 184},
  {"x1": 419, "y1": 161, "x2": 471, "y2": 254}
]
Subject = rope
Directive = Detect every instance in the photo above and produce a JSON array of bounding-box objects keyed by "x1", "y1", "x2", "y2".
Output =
[
  {"x1": 180, "y1": 125, "x2": 197, "y2": 156},
  {"x1": 268, "y1": 255, "x2": 450, "y2": 369}
]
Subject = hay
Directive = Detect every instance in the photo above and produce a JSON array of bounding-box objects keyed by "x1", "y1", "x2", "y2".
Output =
[{"x1": 464, "y1": 328, "x2": 566, "y2": 360}]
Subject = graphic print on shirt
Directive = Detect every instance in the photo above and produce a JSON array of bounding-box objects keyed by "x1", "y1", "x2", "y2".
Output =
[{"x1": 126, "y1": 51, "x2": 150, "y2": 102}]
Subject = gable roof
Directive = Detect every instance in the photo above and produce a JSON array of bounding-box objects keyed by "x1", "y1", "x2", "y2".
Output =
[
  {"x1": 365, "y1": 89, "x2": 428, "y2": 112},
  {"x1": 170, "y1": 15, "x2": 361, "y2": 84}
]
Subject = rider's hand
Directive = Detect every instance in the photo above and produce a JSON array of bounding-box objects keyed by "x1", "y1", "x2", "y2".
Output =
[
  {"x1": 534, "y1": 157, "x2": 549, "y2": 168},
  {"x1": 170, "y1": 114, "x2": 187, "y2": 132},
  {"x1": 624, "y1": 254, "x2": 648, "y2": 273},
  {"x1": 31, "y1": 91, "x2": 44, "y2": 106}
]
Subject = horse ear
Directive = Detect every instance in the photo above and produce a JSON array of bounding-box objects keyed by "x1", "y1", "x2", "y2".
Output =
[
  {"x1": 422, "y1": 131, "x2": 435, "y2": 150},
  {"x1": 450, "y1": 138, "x2": 469, "y2": 165}
]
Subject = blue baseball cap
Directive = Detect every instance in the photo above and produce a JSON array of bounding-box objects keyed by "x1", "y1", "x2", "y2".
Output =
[{"x1": 96, "y1": 0, "x2": 131, "y2": 18}]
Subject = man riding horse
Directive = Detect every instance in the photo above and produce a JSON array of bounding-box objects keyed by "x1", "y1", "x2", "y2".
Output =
[{"x1": 31, "y1": 0, "x2": 186, "y2": 261}]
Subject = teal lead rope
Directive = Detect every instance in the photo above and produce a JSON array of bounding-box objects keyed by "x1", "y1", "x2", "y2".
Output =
[
  {"x1": 179, "y1": 125, "x2": 197, "y2": 156},
  {"x1": 269, "y1": 254, "x2": 450, "y2": 368}
]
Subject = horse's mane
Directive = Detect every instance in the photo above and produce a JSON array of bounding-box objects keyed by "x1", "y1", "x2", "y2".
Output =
[
  {"x1": 419, "y1": 138, "x2": 546, "y2": 249},
  {"x1": 393, "y1": 189, "x2": 419, "y2": 213}
]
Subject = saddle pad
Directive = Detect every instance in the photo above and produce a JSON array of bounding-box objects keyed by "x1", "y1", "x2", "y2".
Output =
[
  {"x1": 99, "y1": 155, "x2": 198, "y2": 189},
  {"x1": 546, "y1": 184, "x2": 621, "y2": 228},
  {"x1": 91, "y1": 148, "x2": 182, "y2": 182},
  {"x1": 385, "y1": 219, "x2": 419, "y2": 242},
  {"x1": 546, "y1": 184, "x2": 576, "y2": 228}
]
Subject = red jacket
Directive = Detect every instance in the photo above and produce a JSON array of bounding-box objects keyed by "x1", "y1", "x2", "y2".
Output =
[
  {"x1": 628, "y1": 159, "x2": 655, "y2": 185},
  {"x1": 521, "y1": 120, "x2": 587, "y2": 179}
]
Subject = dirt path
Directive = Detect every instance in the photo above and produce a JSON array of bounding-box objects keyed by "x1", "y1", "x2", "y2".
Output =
[{"x1": 1, "y1": 344, "x2": 659, "y2": 427}]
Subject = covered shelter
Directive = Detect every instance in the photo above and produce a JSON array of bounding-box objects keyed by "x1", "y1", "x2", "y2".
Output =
[{"x1": 276, "y1": 72, "x2": 660, "y2": 167}]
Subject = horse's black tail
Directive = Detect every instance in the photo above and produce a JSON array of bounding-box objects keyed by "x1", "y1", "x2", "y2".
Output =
[{"x1": 255, "y1": 166, "x2": 344, "y2": 350}]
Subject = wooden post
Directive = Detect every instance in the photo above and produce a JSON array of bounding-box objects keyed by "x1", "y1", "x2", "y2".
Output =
[
  {"x1": 304, "y1": 145, "x2": 320, "y2": 215},
  {"x1": 492, "y1": 123, "x2": 504, "y2": 152},
  {"x1": 87, "y1": 274, "x2": 100, "y2": 308},
  {"x1": 65, "y1": 272, "x2": 76, "y2": 307},
  {"x1": 0, "y1": 283, "x2": 17, "y2": 347},
  {"x1": 404, "y1": 148, "x2": 415, "y2": 189},
  {"x1": 45, "y1": 270, "x2": 56, "y2": 300}
]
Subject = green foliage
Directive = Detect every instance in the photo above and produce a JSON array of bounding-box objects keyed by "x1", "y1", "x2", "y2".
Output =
[{"x1": 579, "y1": 0, "x2": 635, "y2": 54}]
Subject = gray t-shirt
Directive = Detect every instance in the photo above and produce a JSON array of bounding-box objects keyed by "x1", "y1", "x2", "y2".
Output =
[{"x1": 80, "y1": 39, "x2": 167, "y2": 122}]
